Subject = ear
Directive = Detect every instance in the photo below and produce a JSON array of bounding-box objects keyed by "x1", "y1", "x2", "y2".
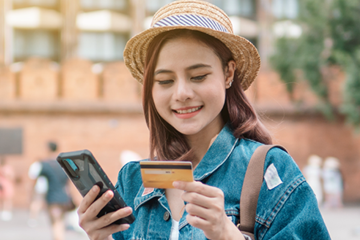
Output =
[{"x1": 225, "y1": 60, "x2": 236, "y2": 89}]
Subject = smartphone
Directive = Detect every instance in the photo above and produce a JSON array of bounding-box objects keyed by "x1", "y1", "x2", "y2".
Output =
[
  {"x1": 140, "y1": 161, "x2": 194, "y2": 188},
  {"x1": 56, "y1": 149, "x2": 135, "y2": 225}
]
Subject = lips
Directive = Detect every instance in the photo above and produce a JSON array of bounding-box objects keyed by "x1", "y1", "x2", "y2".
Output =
[
  {"x1": 172, "y1": 106, "x2": 203, "y2": 119},
  {"x1": 173, "y1": 106, "x2": 203, "y2": 114}
]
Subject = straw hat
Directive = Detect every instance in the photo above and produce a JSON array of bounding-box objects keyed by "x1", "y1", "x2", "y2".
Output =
[{"x1": 123, "y1": 0, "x2": 260, "y2": 90}]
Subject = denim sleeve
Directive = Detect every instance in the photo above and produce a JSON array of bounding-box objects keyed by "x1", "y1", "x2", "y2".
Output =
[
  {"x1": 255, "y1": 148, "x2": 331, "y2": 240},
  {"x1": 260, "y1": 181, "x2": 331, "y2": 239}
]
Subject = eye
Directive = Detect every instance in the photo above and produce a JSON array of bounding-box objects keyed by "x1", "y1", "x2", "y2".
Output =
[
  {"x1": 191, "y1": 74, "x2": 208, "y2": 81},
  {"x1": 155, "y1": 79, "x2": 174, "y2": 85}
]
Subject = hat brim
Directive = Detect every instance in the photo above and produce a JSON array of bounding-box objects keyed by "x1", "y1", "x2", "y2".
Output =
[{"x1": 123, "y1": 25, "x2": 260, "y2": 90}]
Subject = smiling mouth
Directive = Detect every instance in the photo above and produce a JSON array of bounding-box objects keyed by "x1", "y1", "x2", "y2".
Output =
[{"x1": 173, "y1": 106, "x2": 203, "y2": 114}]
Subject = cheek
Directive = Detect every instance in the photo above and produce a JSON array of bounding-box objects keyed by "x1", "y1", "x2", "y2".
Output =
[
  {"x1": 208, "y1": 91, "x2": 226, "y2": 107},
  {"x1": 204, "y1": 82, "x2": 226, "y2": 104},
  {"x1": 152, "y1": 89, "x2": 160, "y2": 109},
  {"x1": 152, "y1": 88, "x2": 169, "y2": 112}
]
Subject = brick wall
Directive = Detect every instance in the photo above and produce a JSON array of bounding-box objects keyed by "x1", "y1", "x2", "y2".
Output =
[
  {"x1": 102, "y1": 61, "x2": 141, "y2": 103},
  {"x1": 0, "y1": 112, "x2": 149, "y2": 207},
  {"x1": 19, "y1": 58, "x2": 58, "y2": 101},
  {"x1": 0, "y1": 63, "x2": 15, "y2": 100},
  {"x1": 1, "y1": 60, "x2": 359, "y2": 208},
  {"x1": 61, "y1": 58, "x2": 99, "y2": 101}
]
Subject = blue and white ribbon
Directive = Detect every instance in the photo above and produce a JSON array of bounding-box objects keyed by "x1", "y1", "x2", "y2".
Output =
[{"x1": 153, "y1": 14, "x2": 228, "y2": 33}]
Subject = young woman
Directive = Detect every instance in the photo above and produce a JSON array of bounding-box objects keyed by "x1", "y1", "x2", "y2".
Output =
[{"x1": 77, "y1": 1, "x2": 331, "y2": 239}]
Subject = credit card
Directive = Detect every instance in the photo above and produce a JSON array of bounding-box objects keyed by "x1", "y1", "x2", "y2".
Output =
[{"x1": 140, "y1": 161, "x2": 193, "y2": 189}]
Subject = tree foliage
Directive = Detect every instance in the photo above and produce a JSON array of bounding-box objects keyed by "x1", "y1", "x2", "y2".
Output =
[{"x1": 270, "y1": 0, "x2": 360, "y2": 126}]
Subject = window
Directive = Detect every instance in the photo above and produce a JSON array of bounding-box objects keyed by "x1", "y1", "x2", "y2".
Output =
[
  {"x1": 146, "y1": 0, "x2": 255, "y2": 18},
  {"x1": 13, "y1": 0, "x2": 58, "y2": 7},
  {"x1": 81, "y1": 0, "x2": 127, "y2": 10},
  {"x1": 13, "y1": 29, "x2": 60, "y2": 61},
  {"x1": 272, "y1": 0, "x2": 298, "y2": 19},
  {"x1": 78, "y1": 32, "x2": 128, "y2": 61},
  {"x1": 210, "y1": 0, "x2": 255, "y2": 18},
  {"x1": 146, "y1": 0, "x2": 175, "y2": 14}
]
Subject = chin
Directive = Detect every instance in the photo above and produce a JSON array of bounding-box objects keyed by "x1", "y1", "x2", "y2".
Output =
[
  {"x1": 179, "y1": 130, "x2": 199, "y2": 136},
  {"x1": 174, "y1": 124, "x2": 202, "y2": 136}
]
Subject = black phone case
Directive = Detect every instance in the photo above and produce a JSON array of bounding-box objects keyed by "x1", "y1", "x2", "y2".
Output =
[{"x1": 56, "y1": 149, "x2": 135, "y2": 225}]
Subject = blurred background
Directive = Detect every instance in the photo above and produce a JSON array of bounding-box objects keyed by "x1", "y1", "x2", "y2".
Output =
[{"x1": 0, "y1": 0, "x2": 360, "y2": 239}]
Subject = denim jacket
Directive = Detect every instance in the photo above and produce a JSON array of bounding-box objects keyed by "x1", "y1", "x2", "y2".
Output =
[{"x1": 113, "y1": 124, "x2": 331, "y2": 240}]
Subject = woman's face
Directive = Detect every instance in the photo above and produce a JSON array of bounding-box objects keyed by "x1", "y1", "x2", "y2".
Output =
[{"x1": 152, "y1": 36, "x2": 235, "y2": 138}]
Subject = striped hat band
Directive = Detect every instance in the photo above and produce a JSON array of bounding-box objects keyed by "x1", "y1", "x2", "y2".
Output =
[
  {"x1": 153, "y1": 14, "x2": 229, "y2": 33},
  {"x1": 123, "y1": 0, "x2": 261, "y2": 91}
]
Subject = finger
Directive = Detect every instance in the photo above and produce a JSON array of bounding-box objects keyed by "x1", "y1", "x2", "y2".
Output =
[
  {"x1": 185, "y1": 202, "x2": 213, "y2": 220},
  {"x1": 104, "y1": 223, "x2": 131, "y2": 236},
  {"x1": 78, "y1": 184, "x2": 100, "y2": 214},
  {"x1": 182, "y1": 191, "x2": 213, "y2": 209},
  {"x1": 186, "y1": 213, "x2": 210, "y2": 230},
  {"x1": 90, "y1": 223, "x2": 130, "y2": 240},
  {"x1": 90, "y1": 208, "x2": 132, "y2": 239},
  {"x1": 83, "y1": 190, "x2": 114, "y2": 221},
  {"x1": 174, "y1": 181, "x2": 221, "y2": 198},
  {"x1": 97, "y1": 207, "x2": 133, "y2": 229}
]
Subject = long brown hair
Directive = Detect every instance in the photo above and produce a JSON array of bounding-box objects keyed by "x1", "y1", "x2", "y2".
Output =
[{"x1": 143, "y1": 29, "x2": 272, "y2": 161}]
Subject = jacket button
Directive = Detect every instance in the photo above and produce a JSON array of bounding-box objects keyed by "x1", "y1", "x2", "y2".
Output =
[{"x1": 163, "y1": 211, "x2": 170, "y2": 221}]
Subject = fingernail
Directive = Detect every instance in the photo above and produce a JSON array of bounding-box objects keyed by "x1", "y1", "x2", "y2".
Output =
[
  {"x1": 173, "y1": 181, "x2": 179, "y2": 188},
  {"x1": 125, "y1": 207, "x2": 132, "y2": 214},
  {"x1": 105, "y1": 191, "x2": 113, "y2": 199},
  {"x1": 92, "y1": 185, "x2": 99, "y2": 192}
]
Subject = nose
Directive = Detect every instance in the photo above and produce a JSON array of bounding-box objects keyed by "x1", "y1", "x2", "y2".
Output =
[{"x1": 173, "y1": 79, "x2": 194, "y2": 102}]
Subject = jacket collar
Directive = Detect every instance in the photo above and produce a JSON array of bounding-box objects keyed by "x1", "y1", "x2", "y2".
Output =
[
  {"x1": 134, "y1": 123, "x2": 237, "y2": 209},
  {"x1": 134, "y1": 186, "x2": 164, "y2": 211},
  {"x1": 193, "y1": 123, "x2": 238, "y2": 180}
]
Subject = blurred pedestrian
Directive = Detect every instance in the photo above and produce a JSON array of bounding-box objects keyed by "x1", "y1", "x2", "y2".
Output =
[
  {"x1": 322, "y1": 157, "x2": 343, "y2": 208},
  {"x1": 0, "y1": 157, "x2": 15, "y2": 221},
  {"x1": 303, "y1": 155, "x2": 323, "y2": 205},
  {"x1": 27, "y1": 175, "x2": 48, "y2": 227},
  {"x1": 28, "y1": 141, "x2": 75, "y2": 240}
]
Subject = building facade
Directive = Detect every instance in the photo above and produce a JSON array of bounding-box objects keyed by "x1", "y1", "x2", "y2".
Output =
[{"x1": 1, "y1": 0, "x2": 360, "y2": 208}]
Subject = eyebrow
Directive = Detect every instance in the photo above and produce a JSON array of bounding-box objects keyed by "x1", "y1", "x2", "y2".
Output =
[{"x1": 154, "y1": 63, "x2": 212, "y2": 76}]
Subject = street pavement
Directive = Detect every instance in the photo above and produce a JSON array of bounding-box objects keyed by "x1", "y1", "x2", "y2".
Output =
[
  {"x1": 321, "y1": 206, "x2": 360, "y2": 240},
  {"x1": 1, "y1": 206, "x2": 360, "y2": 239},
  {"x1": 0, "y1": 209, "x2": 88, "y2": 240}
]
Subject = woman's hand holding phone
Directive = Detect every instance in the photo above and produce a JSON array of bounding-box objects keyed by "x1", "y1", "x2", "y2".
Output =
[{"x1": 78, "y1": 184, "x2": 133, "y2": 240}]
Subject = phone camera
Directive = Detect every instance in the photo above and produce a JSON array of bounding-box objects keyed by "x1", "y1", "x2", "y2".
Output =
[{"x1": 63, "y1": 159, "x2": 80, "y2": 179}]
